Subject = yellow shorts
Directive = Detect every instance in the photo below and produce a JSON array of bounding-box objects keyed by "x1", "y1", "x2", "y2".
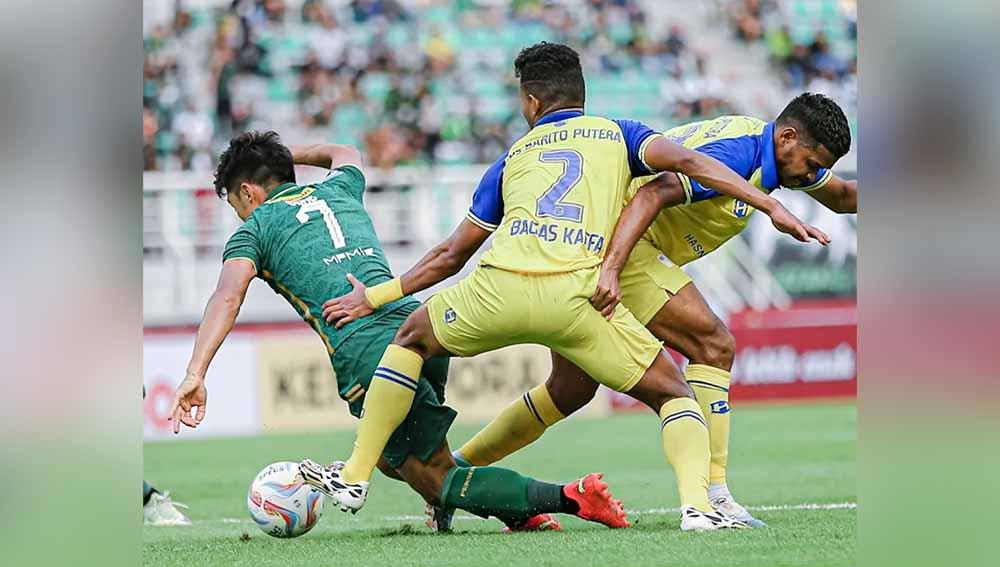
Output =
[
  {"x1": 426, "y1": 265, "x2": 662, "y2": 392},
  {"x1": 618, "y1": 238, "x2": 693, "y2": 325}
]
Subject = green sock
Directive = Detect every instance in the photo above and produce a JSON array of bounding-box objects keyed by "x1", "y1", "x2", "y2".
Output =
[{"x1": 439, "y1": 466, "x2": 572, "y2": 525}]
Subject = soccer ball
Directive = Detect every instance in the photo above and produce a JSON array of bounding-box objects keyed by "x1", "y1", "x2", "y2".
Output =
[{"x1": 247, "y1": 461, "x2": 326, "y2": 538}]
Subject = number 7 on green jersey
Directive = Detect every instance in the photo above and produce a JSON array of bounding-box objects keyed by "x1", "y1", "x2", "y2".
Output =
[{"x1": 296, "y1": 199, "x2": 346, "y2": 248}]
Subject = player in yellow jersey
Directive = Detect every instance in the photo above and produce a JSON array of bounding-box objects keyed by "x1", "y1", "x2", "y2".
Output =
[
  {"x1": 307, "y1": 43, "x2": 827, "y2": 531},
  {"x1": 447, "y1": 93, "x2": 856, "y2": 529}
]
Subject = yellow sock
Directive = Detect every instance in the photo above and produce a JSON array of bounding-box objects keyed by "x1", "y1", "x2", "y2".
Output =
[
  {"x1": 458, "y1": 384, "x2": 565, "y2": 466},
  {"x1": 685, "y1": 364, "x2": 732, "y2": 486},
  {"x1": 659, "y1": 397, "x2": 712, "y2": 512},
  {"x1": 341, "y1": 345, "x2": 424, "y2": 483}
]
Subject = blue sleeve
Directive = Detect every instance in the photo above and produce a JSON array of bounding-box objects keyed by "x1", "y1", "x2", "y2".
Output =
[
  {"x1": 466, "y1": 155, "x2": 505, "y2": 231},
  {"x1": 683, "y1": 137, "x2": 759, "y2": 203},
  {"x1": 613, "y1": 119, "x2": 659, "y2": 177},
  {"x1": 790, "y1": 167, "x2": 833, "y2": 192}
]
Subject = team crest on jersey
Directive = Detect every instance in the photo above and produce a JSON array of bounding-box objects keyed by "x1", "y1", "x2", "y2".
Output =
[
  {"x1": 443, "y1": 308, "x2": 457, "y2": 324},
  {"x1": 733, "y1": 200, "x2": 749, "y2": 218}
]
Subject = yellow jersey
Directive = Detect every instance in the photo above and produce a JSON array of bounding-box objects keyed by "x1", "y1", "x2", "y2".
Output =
[
  {"x1": 627, "y1": 115, "x2": 833, "y2": 266},
  {"x1": 468, "y1": 109, "x2": 662, "y2": 274}
]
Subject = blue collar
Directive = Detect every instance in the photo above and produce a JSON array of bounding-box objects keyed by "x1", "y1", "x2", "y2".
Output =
[
  {"x1": 533, "y1": 108, "x2": 584, "y2": 129},
  {"x1": 760, "y1": 121, "x2": 780, "y2": 190}
]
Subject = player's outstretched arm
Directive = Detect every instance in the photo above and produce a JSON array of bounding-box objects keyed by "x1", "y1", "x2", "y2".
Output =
[
  {"x1": 807, "y1": 175, "x2": 856, "y2": 214},
  {"x1": 398, "y1": 218, "x2": 492, "y2": 294},
  {"x1": 322, "y1": 219, "x2": 491, "y2": 328},
  {"x1": 169, "y1": 258, "x2": 255, "y2": 434},
  {"x1": 590, "y1": 173, "x2": 684, "y2": 318},
  {"x1": 642, "y1": 136, "x2": 829, "y2": 245},
  {"x1": 288, "y1": 143, "x2": 364, "y2": 171}
]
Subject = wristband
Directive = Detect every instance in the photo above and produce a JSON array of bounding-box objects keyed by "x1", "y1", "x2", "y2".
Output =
[{"x1": 365, "y1": 278, "x2": 404, "y2": 309}]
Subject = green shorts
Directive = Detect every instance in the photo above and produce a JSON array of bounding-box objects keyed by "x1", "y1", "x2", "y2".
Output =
[{"x1": 332, "y1": 304, "x2": 455, "y2": 469}]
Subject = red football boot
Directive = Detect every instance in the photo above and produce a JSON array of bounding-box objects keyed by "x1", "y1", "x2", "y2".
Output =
[
  {"x1": 562, "y1": 473, "x2": 630, "y2": 529},
  {"x1": 502, "y1": 513, "x2": 562, "y2": 533}
]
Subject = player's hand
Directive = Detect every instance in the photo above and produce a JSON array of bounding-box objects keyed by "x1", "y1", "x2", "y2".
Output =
[
  {"x1": 322, "y1": 273, "x2": 374, "y2": 329},
  {"x1": 590, "y1": 266, "x2": 623, "y2": 320},
  {"x1": 169, "y1": 373, "x2": 207, "y2": 434},
  {"x1": 765, "y1": 201, "x2": 830, "y2": 245}
]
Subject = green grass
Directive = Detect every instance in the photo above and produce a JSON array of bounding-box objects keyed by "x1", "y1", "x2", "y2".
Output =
[{"x1": 144, "y1": 402, "x2": 855, "y2": 566}]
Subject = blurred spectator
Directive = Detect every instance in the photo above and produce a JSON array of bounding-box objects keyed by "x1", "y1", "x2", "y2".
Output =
[
  {"x1": 144, "y1": 0, "x2": 742, "y2": 171},
  {"x1": 732, "y1": 0, "x2": 765, "y2": 42},
  {"x1": 734, "y1": 0, "x2": 857, "y2": 98},
  {"x1": 809, "y1": 32, "x2": 846, "y2": 79},
  {"x1": 665, "y1": 24, "x2": 686, "y2": 57},
  {"x1": 309, "y1": 6, "x2": 346, "y2": 69}
]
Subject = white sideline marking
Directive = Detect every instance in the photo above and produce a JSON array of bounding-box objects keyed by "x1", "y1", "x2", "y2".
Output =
[
  {"x1": 200, "y1": 502, "x2": 855, "y2": 525},
  {"x1": 635, "y1": 502, "x2": 857, "y2": 515}
]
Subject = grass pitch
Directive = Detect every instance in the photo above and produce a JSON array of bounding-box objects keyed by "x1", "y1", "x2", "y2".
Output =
[{"x1": 144, "y1": 401, "x2": 855, "y2": 567}]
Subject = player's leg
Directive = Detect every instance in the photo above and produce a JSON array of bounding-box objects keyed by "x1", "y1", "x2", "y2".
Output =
[
  {"x1": 550, "y1": 270, "x2": 743, "y2": 530},
  {"x1": 453, "y1": 239, "x2": 679, "y2": 469},
  {"x1": 316, "y1": 267, "x2": 523, "y2": 506},
  {"x1": 300, "y1": 309, "x2": 448, "y2": 511},
  {"x1": 642, "y1": 282, "x2": 763, "y2": 526},
  {"x1": 441, "y1": 353, "x2": 592, "y2": 532},
  {"x1": 456, "y1": 351, "x2": 598, "y2": 466},
  {"x1": 614, "y1": 348, "x2": 743, "y2": 530},
  {"x1": 645, "y1": 283, "x2": 735, "y2": 484},
  {"x1": 614, "y1": 241, "x2": 761, "y2": 525},
  {"x1": 397, "y1": 440, "x2": 628, "y2": 530},
  {"x1": 337, "y1": 304, "x2": 447, "y2": 486}
]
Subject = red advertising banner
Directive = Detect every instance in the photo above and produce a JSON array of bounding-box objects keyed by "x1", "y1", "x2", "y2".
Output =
[{"x1": 610, "y1": 300, "x2": 856, "y2": 409}]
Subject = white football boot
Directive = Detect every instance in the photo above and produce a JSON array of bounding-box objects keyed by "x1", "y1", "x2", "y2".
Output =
[
  {"x1": 679, "y1": 506, "x2": 749, "y2": 531},
  {"x1": 710, "y1": 492, "x2": 768, "y2": 528},
  {"x1": 143, "y1": 492, "x2": 191, "y2": 526},
  {"x1": 298, "y1": 459, "x2": 369, "y2": 514}
]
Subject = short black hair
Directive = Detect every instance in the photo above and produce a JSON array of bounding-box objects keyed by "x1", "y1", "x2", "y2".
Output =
[
  {"x1": 213, "y1": 130, "x2": 295, "y2": 198},
  {"x1": 776, "y1": 93, "x2": 852, "y2": 158},
  {"x1": 514, "y1": 42, "x2": 585, "y2": 109}
]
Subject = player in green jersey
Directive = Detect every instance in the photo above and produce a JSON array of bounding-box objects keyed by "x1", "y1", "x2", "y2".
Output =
[{"x1": 168, "y1": 131, "x2": 630, "y2": 531}]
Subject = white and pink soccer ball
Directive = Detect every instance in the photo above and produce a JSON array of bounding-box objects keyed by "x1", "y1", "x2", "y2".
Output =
[{"x1": 247, "y1": 461, "x2": 326, "y2": 538}]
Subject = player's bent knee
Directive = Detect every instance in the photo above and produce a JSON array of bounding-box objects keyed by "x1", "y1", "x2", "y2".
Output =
[
  {"x1": 377, "y1": 459, "x2": 403, "y2": 482},
  {"x1": 628, "y1": 352, "x2": 695, "y2": 411},
  {"x1": 699, "y1": 322, "x2": 735, "y2": 370},
  {"x1": 392, "y1": 309, "x2": 437, "y2": 358},
  {"x1": 545, "y1": 375, "x2": 597, "y2": 416}
]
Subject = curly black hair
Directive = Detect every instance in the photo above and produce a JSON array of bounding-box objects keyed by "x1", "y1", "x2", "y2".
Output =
[
  {"x1": 776, "y1": 93, "x2": 852, "y2": 158},
  {"x1": 213, "y1": 131, "x2": 295, "y2": 198},
  {"x1": 514, "y1": 42, "x2": 585, "y2": 109}
]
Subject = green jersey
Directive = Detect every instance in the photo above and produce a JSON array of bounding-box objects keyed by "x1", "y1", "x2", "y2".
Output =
[{"x1": 222, "y1": 165, "x2": 418, "y2": 353}]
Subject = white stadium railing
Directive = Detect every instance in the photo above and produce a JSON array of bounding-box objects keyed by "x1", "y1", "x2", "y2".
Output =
[{"x1": 143, "y1": 166, "x2": 853, "y2": 326}]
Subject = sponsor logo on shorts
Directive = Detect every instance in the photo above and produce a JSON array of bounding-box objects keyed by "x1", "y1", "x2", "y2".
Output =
[
  {"x1": 656, "y1": 253, "x2": 675, "y2": 267},
  {"x1": 444, "y1": 308, "x2": 457, "y2": 324},
  {"x1": 733, "y1": 200, "x2": 749, "y2": 218},
  {"x1": 710, "y1": 400, "x2": 730, "y2": 414}
]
